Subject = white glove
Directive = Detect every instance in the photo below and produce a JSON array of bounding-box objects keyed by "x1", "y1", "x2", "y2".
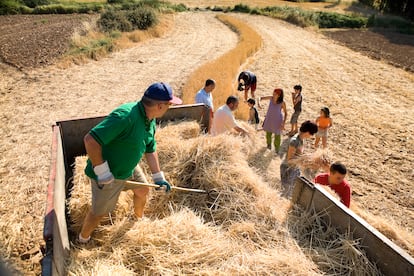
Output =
[
  {"x1": 152, "y1": 171, "x2": 171, "y2": 192},
  {"x1": 93, "y1": 161, "x2": 114, "y2": 185}
]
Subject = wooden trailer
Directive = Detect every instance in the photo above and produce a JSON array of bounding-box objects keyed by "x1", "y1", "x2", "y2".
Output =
[
  {"x1": 42, "y1": 103, "x2": 413, "y2": 275},
  {"x1": 41, "y1": 103, "x2": 210, "y2": 275}
]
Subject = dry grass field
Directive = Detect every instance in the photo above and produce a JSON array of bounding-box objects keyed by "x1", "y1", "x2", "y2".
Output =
[
  {"x1": 169, "y1": 0, "x2": 355, "y2": 12},
  {"x1": 0, "y1": 2, "x2": 413, "y2": 275},
  {"x1": 181, "y1": 14, "x2": 262, "y2": 119}
]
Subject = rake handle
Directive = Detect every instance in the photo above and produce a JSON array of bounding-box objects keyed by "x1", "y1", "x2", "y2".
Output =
[{"x1": 125, "y1": 180, "x2": 207, "y2": 194}]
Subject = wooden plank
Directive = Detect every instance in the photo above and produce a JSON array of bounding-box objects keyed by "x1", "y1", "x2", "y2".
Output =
[
  {"x1": 52, "y1": 127, "x2": 70, "y2": 276},
  {"x1": 292, "y1": 177, "x2": 414, "y2": 276}
]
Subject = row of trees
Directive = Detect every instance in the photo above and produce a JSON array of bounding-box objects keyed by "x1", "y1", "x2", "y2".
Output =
[{"x1": 359, "y1": 0, "x2": 414, "y2": 20}]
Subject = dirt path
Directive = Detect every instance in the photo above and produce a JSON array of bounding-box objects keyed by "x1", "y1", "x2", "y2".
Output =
[
  {"x1": 0, "y1": 12, "x2": 237, "y2": 274},
  {"x1": 232, "y1": 14, "x2": 414, "y2": 232},
  {"x1": 1, "y1": 11, "x2": 413, "y2": 274}
]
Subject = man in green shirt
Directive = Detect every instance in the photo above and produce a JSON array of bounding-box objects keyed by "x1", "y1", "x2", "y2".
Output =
[{"x1": 79, "y1": 82, "x2": 182, "y2": 244}]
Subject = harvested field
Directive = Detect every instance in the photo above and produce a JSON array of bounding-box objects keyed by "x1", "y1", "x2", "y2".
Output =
[
  {"x1": 0, "y1": 14, "x2": 95, "y2": 69},
  {"x1": 323, "y1": 28, "x2": 414, "y2": 73},
  {"x1": 0, "y1": 9, "x2": 413, "y2": 275}
]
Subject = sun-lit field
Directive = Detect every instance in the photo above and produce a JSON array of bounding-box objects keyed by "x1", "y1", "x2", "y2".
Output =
[
  {"x1": 181, "y1": 14, "x2": 262, "y2": 119},
  {"x1": 59, "y1": 0, "x2": 106, "y2": 3},
  {"x1": 168, "y1": 0, "x2": 358, "y2": 13},
  {"x1": 0, "y1": 1, "x2": 413, "y2": 274}
]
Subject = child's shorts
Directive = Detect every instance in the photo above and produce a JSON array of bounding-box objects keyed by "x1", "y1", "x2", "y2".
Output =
[
  {"x1": 290, "y1": 110, "x2": 301, "y2": 124},
  {"x1": 90, "y1": 165, "x2": 148, "y2": 216},
  {"x1": 316, "y1": 128, "x2": 328, "y2": 137},
  {"x1": 246, "y1": 82, "x2": 257, "y2": 92},
  {"x1": 280, "y1": 163, "x2": 300, "y2": 198}
]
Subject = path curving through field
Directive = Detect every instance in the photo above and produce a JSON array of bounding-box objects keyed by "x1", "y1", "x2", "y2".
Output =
[{"x1": 1, "y1": 11, "x2": 413, "y2": 274}]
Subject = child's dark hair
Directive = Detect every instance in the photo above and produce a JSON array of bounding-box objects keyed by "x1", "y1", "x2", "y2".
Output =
[
  {"x1": 330, "y1": 162, "x2": 347, "y2": 175},
  {"x1": 247, "y1": 98, "x2": 255, "y2": 105},
  {"x1": 321, "y1": 107, "x2": 330, "y2": 117},
  {"x1": 274, "y1": 88, "x2": 284, "y2": 104},
  {"x1": 294, "y1": 85, "x2": 302, "y2": 92},
  {"x1": 299, "y1": 120, "x2": 318, "y2": 135}
]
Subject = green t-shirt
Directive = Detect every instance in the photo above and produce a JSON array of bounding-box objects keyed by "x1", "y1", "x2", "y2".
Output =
[{"x1": 85, "y1": 101, "x2": 156, "y2": 180}]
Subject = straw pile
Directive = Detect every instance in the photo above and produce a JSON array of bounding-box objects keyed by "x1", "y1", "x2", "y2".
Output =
[
  {"x1": 351, "y1": 204, "x2": 414, "y2": 257},
  {"x1": 290, "y1": 149, "x2": 333, "y2": 180},
  {"x1": 69, "y1": 157, "x2": 134, "y2": 234},
  {"x1": 288, "y1": 206, "x2": 382, "y2": 276},
  {"x1": 67, "y1": 121, "x2": 383, "y2": 275}
]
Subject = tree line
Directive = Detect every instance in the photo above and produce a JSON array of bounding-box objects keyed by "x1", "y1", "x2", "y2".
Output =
[{"x1": 359, "y1": 0, "x2": 414, "y2": 21}]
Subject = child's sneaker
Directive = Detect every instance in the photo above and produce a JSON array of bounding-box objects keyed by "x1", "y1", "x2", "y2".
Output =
[
  {"x1": 77, "y1": 233, "x2": 91, "y2": 244},
  {"x1": 72, "y1": 233, "x2": 95, "y2": 249}
]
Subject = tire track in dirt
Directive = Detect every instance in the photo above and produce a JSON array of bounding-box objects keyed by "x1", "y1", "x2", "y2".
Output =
[
  {"x1": 0, "y1": 12, "x2": 237, "y2": 274},
  {"x1": 233, "y1": 14, "x2": 414, "y2": 233}
]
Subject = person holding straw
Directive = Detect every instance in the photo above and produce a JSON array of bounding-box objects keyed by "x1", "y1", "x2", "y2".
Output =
[
  {"x1": 210, "y1": 95, "x2": 248, "y2": 136},
  {"x1": 314, "y1": 162, "x2": 351, "y2": 208},
  {"x1": 78, "y1": 82, "x2": 182, "y2": 244},
  {"x1": 280, "y1": 120, "x2": 318, "y2": 197}
]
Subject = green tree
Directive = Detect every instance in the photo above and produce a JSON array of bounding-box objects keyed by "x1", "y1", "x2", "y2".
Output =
[{"x1": 359, "y1": 0, "x2": 413, "y2": 20}]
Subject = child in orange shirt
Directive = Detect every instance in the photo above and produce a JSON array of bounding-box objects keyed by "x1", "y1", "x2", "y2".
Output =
[{"x1": 314, "y1": 107, "x2": 332, "y2": 148}]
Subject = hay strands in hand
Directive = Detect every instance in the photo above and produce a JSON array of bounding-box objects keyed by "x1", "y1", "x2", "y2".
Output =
[{"x1": 125, "y1": 180, "x2": 215, "y2": 196}]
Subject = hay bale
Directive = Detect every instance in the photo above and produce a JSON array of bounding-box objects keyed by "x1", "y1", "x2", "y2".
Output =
[
  {"x1": 287, "y1": 205, "x2": 383, "y2": 276},
  {"x1": 351, "y1": 204, "x2": 414, "y2": 256},
  {"x1": 68, "y1": 156, "x2": 134, "y2": 234},
  {"x1": 150, "y1": 125, "x2": 270, "y2": 226},
  {"x1": 111, "y1": 209, "x2": 238, "y2": 273},
  {"x1": 157, "y1": 120, "x2": 201, "y2": 140},
  {"x1": 68, "y1": 259, "x2": 135, "y2": 276},
  {"x1": 290, "y1": 149, "x2": 333, "y2": 180},
  {"x1": 68, "y1": 122, "x2": 382, "y2": 275},
  {"x1": 68, "y1": 209, "x2": 322, "y2": 275}
]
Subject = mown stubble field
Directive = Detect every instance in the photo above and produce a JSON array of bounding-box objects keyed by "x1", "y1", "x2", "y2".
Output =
[{"x1": 0, "y1": 8, "x2": 413, "y2": 275}]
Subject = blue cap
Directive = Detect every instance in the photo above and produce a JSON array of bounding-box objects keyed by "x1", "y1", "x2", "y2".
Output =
[{"x1": 144, "y1": 82, "x2": 182, "y2": 104}]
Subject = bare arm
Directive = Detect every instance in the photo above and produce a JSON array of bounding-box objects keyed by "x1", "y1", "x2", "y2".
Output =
[
  {"x1": 293, "y1": 93, "x2": 301, "y2": 105},
  {"x1": 259, "y1": 96, "x2": 273, "y2": 101},
  {"x1": 145, "y1": 151, "x2": 161, "y2": 174},
  {"x1": 248, "y1": 108, "x2": 255, "y2": 122},
  {"x1": 282, "y1": 102, "x2": 287, "y2": 125},
  {"x1": 234, "y1": 126, "x2": 248, "y2": 135},
  {"x1": 84, "y1": 133, "x2": 104, "y2": 167},
  {"x1": 286, "y1": 145, "x2": 297, "y2": 162}
]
